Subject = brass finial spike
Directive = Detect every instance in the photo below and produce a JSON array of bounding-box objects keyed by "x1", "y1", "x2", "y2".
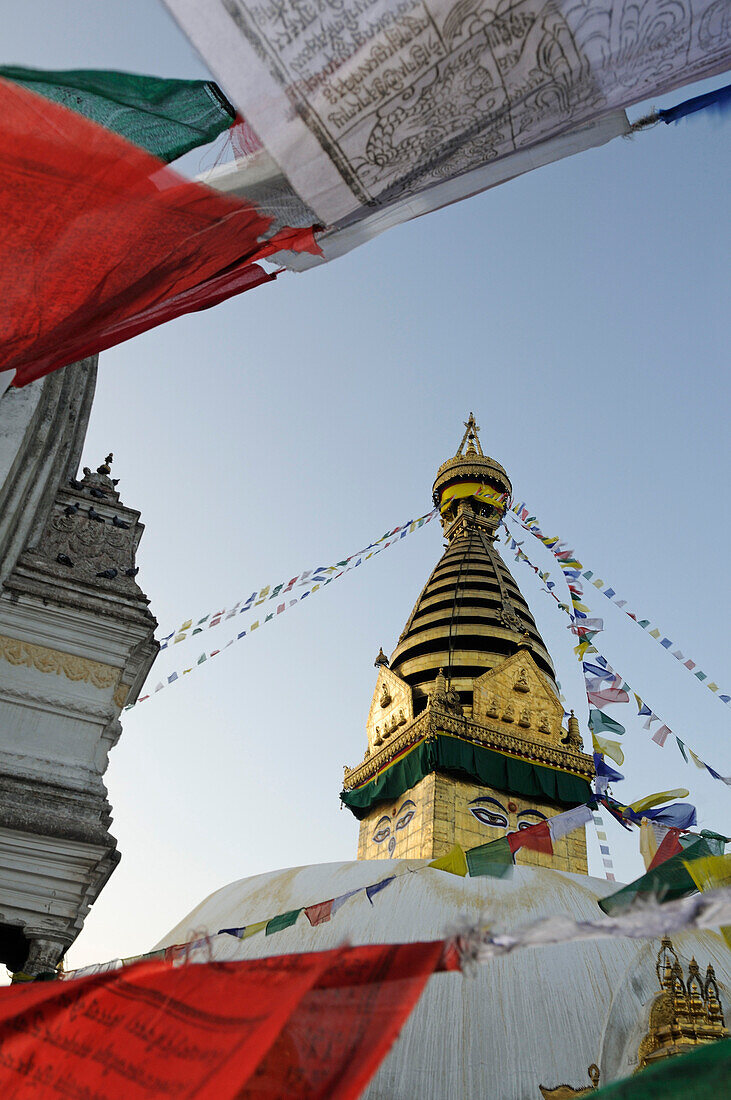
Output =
[
  {"x1": 374, "y1": 647, "x2": 389, "y2": 669},
  {"x1": 455, "y1": 412, "x2": 484, "y2": 457},
  {"x1": 97, "y1": 453, "x2": 113, "y2": 476}
]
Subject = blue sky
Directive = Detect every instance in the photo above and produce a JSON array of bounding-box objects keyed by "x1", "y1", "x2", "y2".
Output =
[{"x1": 5, "y1": 1, "x2": 730, "y2": 967}]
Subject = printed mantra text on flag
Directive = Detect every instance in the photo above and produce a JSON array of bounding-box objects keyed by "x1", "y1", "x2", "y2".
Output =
[{"x1": 0, "y1": 940, "x2": 455, "y2": 1098}]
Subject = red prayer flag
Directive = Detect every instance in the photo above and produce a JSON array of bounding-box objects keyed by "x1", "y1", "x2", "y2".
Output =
[
  {"x1": 648, "y1": 826, "x2": 683, "y2": 871},
  {"x1": 304, "y1": 899, "x2": 334, "y2": 927},
  {"x1": 507, "y1": 820, "x2": 553, "y2": 856},
  {"x1": 0, "y1": 942, "x2": 453, "y2": 1099},
  {"x1": 0, "y1": 79, "x2": 318, "y2": 388}
]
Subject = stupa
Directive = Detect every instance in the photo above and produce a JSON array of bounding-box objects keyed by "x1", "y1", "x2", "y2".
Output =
[{"x1": 158, "y1": 418, "x2": 730, "y2": 1098}]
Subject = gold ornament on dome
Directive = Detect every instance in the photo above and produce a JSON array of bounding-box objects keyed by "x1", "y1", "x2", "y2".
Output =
[{"x1": 636, "y1": 937, "x2": 728, "y2": 1071}]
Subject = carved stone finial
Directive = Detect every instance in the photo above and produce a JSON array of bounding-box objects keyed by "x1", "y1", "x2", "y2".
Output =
[{"x1": 374, "y1": 646, "x2": 389, "y2": 669}]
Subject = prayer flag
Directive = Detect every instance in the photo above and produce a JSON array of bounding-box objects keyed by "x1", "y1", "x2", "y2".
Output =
[
  {"x1": 588, "y1": 710, "x2": 626, "y2": 737},
  {"x1": 366, "y1": 877, "x2": 396, "y2": 904},
  {"x1": 684, "y1": 853, "x2": 731, "y2": 950},
  {"x1": 331, "y1": 889, "x2": 360, "y2": 916},
  {"x1": 0, "y1": 78, "x2": 317, "y2": 387},
  {"x1": 507, "y1": 819, "x2": 552, "y2": 856},
  {"x1": 642, "y1": 803, "x2": 697, "y2": 830},
  {"x1": 629, "y1": 789, "x2": 689, "y2": 814},
  {"x1": 688, "y1": 748, "x2": 707, "y2": 770},
  {"x1": 676, "y1": 738, "x2": 689, "y2": 763},
  {"x1": 0, "y1": 65, "x2": 236, "y2": 162},
  {"x1": 265, "y1": 909, "x2": 302, "y2": 935},
  {"x1": 647, "y1": 827, "x2": 683, "y2": 870},
  {"x1": 465, "y1": 837, "x2": 514, "y2": 878},
  {"x1": 0, "y1": 942, "x2": 453, "y2": 1100},
  {"x1": 592, "y1": 733, "x2": 624, "y2": 766},
  {"x1": 242, "y1": 921, "x2": 268, "y2": 939},
  {"x1": 599, "y1": 836, "x2": 717, "y2": 914},
  {"x1": 304, "y1": 899, "x2": 334, "y2": 927},
  {"x1": 428, "y1": 845, "x2": 468, "y2": 877},
  {"x1": 593, "y1": 753, "x2": 624, "y2": 782},
  {"x1": 586, "y1": 686, "x2": 629, "y2": 707},
  {"x1": 547, "y1": 804, "x2": 592, "y2": 841},
  {"x1": 652, "y1": 724, "x2": 671, "y2": 747}
]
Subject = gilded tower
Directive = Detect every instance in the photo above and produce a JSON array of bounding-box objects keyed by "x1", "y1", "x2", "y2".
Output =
[{"x1": 342, "y1": 416, "x2": 594, "y2": 873}]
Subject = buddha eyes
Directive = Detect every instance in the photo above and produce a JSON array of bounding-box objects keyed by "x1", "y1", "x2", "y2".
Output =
[
  {"x1": 470, "y1": 807, "x2": 508, "y2": 828},
  {"x1": 395, "y1": 810, "x2": 414, "y2": 831},
  {"x1": 372, "y1": 825, "x2": 391, "y2": 843}
]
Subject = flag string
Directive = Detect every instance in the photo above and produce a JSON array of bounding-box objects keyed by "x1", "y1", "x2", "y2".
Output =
[
  {"x1": 508, "y1": 502, "x2": 730, "y2": 708},
  {"x1": 504, "y1": 524, "x2": 731, "y2": 791},
  {"x1": 132, "y1": 508, "x2": 437, "y2": 707},
  {"x1": 157, "y1": 508, "x2": 437, "y2": 650}
]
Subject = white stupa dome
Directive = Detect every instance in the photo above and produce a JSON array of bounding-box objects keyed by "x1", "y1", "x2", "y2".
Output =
[{"x1": 156, "y1": 859, "x2": 731, "y2": 1099}]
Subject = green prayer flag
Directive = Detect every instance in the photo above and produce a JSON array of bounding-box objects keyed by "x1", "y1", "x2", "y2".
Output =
[
  {"x1": 590, "y1": 1038, "x2": 731, "y2": 1100},
  {"x1": 676, "y1": 738, "x2": 689, "y2": 763},
  {"x1": 0, "y1": 65, "x2": 236, "y2": 162},
  {"x1": 599, "y1": 838, "x2": 716, "y2": 915},
  {"x1": 588, "y1": 710, "x2": 626, "y2": 738},
  {"x1": 466, "y1": 836, "x2": 514, "y2": 878},
  {"x1": 265, "y1": 908, "x2": 302, "y2": 935}
]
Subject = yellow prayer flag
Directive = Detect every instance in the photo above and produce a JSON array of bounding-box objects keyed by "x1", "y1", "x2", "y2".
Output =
[
  {"x1": 592, "y1": 733, "x2": 624, "y2": 766},
  {"x1": 639, "y1": 819, "x2": 659, "y2": 871},
  {"x1": 429, "y1": 844, "x2": 468, "y2": 877},
  {"x1": 629, "y1": 789, "x2": 689, "y2": 814},
  {"x1": 683, "y1": 854, "x2": 731, "y2": 950},
  {"x1": 242, "y1": 920, "x2": 268, "y2": 939},
  {"x1": 688, "y1": 748, "x2": 707, "y2": 770},
  {"x1": 649, "y1": 628, "x2": 661, "y2": 639},
  {"x1": 592, "y1": 579, "x2": 604, "y2": 588},
  {"x1": 684, "y1": 853, "x2": 731, "y2": 892},
  {"x1": 179, "y1": 619, "x2": 192, "y2": 632},
  {"x1": 708, "y1": 683, "x2": 719, "y2": 692}
]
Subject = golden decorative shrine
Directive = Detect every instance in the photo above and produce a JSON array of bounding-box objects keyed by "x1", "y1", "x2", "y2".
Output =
[{"x1": 342, "y1": 415, "x2": 594, "y2": 871}]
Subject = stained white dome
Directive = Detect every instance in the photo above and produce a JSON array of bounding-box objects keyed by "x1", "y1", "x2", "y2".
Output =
[{"x1": 157, "y1": 860, "x2": 730, "y2": 1099}]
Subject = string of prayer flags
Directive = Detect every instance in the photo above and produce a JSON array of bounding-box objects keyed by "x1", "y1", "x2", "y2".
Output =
[
  {"x1": 593, "y1": 813, "x2": 616, "y2": 881},
  {"x1": 509, "y1": 503, "x2": 730, "y2": 707},
  {"x1": 508, "y1": 531, "x2": 731, "y2": 791},
  {"x1": 0, "y1": 65, "x2": 236, "y2": 162},
  {"x1": 135, "y1": 509, "x2": 437, "y2": 706},
  {"x1": 160, "y1": 509, "x2": 437, "y2": 648},
  {"x1": 0, "y1": 77, "x2": 319, "y2": 388}
]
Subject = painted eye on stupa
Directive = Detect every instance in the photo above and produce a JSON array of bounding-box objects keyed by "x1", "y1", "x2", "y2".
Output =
[
  {"x1": 372, "y1": 816, "x2": 392, "y2": 844},
  {"x1": 395, "y1": 810, "x2": 414, "y2": 831},
  {"x1": 517, "y1": 810, "x2": 547, "y2": 829},
  {"x1": 470, "y1": 806, "x2": 508, "y2": 828}
]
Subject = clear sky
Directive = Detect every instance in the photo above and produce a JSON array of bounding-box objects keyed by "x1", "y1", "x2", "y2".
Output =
[{"x1": 4, "y1": 1, "x2": 729, "y2": 970}]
